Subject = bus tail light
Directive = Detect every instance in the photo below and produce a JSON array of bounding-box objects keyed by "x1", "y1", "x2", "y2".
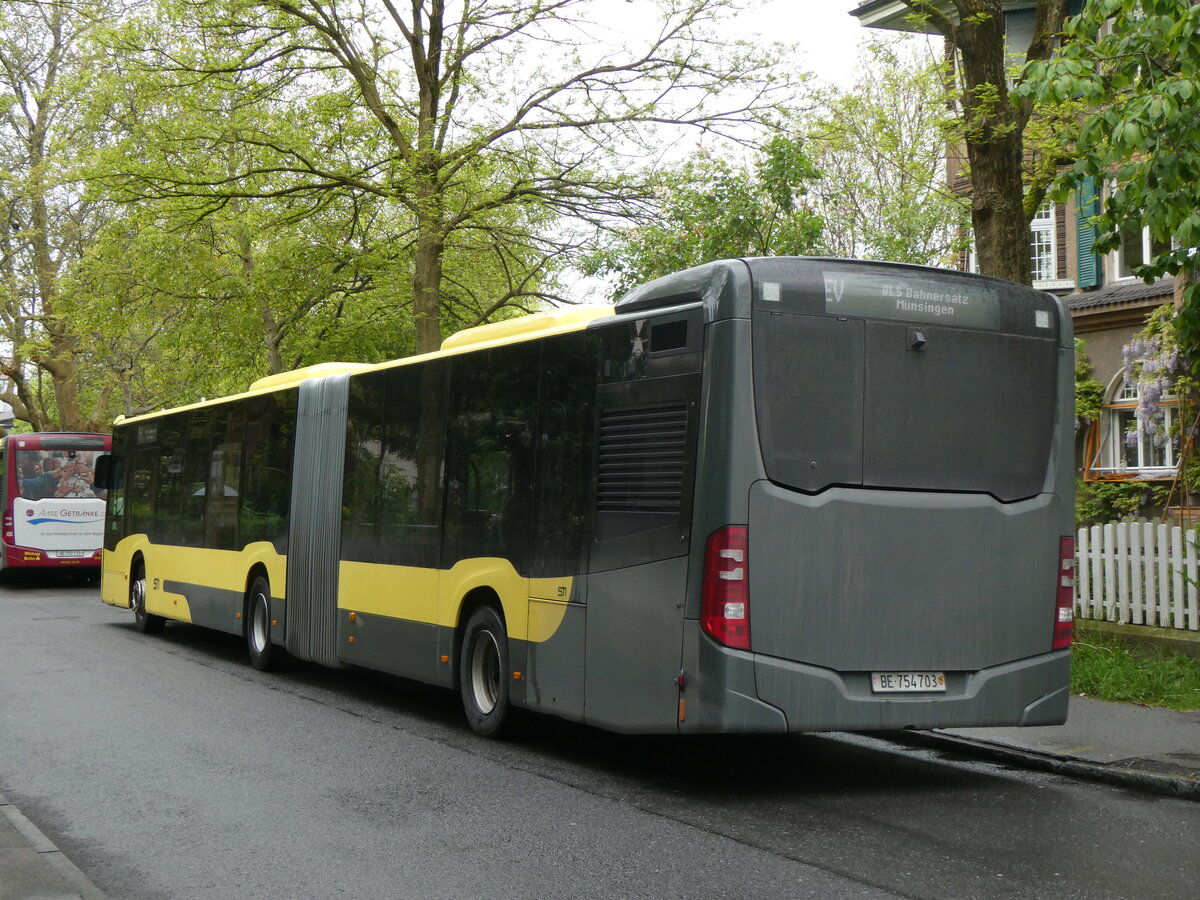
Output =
[
  {"x1": 702, "y1": 526, "x2": 750, "y2": 651},
  {"x1": 1053, "y1": 537, "x2": 1075, "y2": 650},
  {"x1": 3, "y1": 511, "x2": 12, "y2": 541}
]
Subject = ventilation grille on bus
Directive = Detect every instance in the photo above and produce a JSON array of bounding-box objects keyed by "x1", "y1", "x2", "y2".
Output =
[{"x1": 597, "y1": 402, "x2": 688, "y2": 513}]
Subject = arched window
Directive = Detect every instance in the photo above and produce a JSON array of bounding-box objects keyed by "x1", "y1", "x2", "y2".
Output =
[{"x1": 1085, "y1": 372, "x2": 1179, "y2": 479}]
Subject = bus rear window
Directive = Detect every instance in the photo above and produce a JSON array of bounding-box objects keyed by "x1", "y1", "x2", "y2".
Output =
[
  {"x1": 15, "y1": 450, "x2": 103, "y2": 500},
  {"x1": 748, "y1": 259, "x2": 1062, "y2": 502}
]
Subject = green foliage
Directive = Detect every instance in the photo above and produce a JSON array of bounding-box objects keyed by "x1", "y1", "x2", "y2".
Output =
[
  {"x1": 1074, "y1": 338, "x2": 1105, "y2": 425},
  {"x1": 89, "y1": 0, "x2": 793, "y2": 353},
  {"x1": 1075, "y1": 478, "x2": 1153, "y2": 527},
  {"x1": 1022, "y1": 0, "x2": 1200, "y2": 372},
  {"x1": 63, "y1": 194, "x2": 413, "y2": 413},
  {"x1": 584, "y1": 37, "x2": 977, "y2": 298},
  {"x1": 582, "y1": 136, "x2": 824, "y2": 299},
  {"x1": 804, "y1": 38, "x2": 970, "y2": 266},
  {"x1": 0, "y1": 0, "x2": 117, "y2": 430},
  {"x1": 1072, "y1": 630, "x2": 1200, "y2": 711}
]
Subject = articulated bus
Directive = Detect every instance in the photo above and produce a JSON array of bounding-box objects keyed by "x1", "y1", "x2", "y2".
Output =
[
  {"x1": 0, "y1": 432, "x2": 110, "y2": 575},
  {"x1": 99, "y1": 258, "x2": 1075, "y2": 736}
]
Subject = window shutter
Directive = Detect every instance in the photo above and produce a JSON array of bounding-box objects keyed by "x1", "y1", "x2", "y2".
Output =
[
  {"x1": 1056, "y1": 202, "x2": 1068, "y2": 281},
  {"x1": 1076, "y1": 177, "x2": 1101, "y2": 288}
]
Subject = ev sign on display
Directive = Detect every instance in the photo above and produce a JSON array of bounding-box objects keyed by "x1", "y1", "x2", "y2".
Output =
[{"x1": 13, "y1": 497, "x2": 105, "y2": 553}]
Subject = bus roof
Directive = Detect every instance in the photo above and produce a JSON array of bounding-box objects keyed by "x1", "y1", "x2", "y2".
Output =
[{"x1": 112, "y1": 305, "x2": 614, "y2": 427}]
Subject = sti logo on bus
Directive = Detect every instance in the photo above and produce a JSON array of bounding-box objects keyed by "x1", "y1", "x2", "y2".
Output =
[{"x1": 823, "y1": 271, "x2": 1000, "y2": 330}]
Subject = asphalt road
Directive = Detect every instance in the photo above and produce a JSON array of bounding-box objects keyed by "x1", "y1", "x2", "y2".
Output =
[{"x1": 1, "y1": 577, "x2": 1198, "y2": 899}]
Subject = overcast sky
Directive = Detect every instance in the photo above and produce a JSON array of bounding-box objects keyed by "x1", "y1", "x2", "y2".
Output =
[{"x1": 738, "y1": 1, "x2": 873, "y2": 87}]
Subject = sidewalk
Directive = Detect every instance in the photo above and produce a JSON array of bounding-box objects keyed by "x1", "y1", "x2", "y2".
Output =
[
  {"x1": 0, "y1": 791, "x2": 106, "y2": 900},
  {"x1": 895, "y1": 694, "x2": 1200, "y2": 799}
]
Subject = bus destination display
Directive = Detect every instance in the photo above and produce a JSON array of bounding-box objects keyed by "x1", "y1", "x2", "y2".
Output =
[{"x1": 823, "y1": 270, "x2": 1000, "y2": 329}]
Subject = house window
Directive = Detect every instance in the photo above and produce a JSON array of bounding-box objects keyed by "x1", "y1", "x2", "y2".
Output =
[
  {"x1": 1113, "y1": 223, "x2": 1171, "y2": 280},
  {"x1": 964, "y1": 200, "x2": 1065, "y2": 286},
  {"x1": 1030, "y1": 201, "x2": 1056, "y2": 284},
  {"x1": 1088, "y1": 375, "x2": 1179, "y2": 479}
]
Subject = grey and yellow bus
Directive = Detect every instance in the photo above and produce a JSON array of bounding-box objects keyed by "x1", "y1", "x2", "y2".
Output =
[{"x1": 98, "y1": 257, "x2": 1075, "y2": 736}]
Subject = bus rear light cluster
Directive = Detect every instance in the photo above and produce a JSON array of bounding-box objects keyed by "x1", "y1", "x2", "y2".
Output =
[
  {"x1": 702, "y1": 525, "x2": 750, "y2": 651},
  {"x1": 1053, "y1": 536, "x2": 1075, "y2": 650},
  {"x1": 3, "y1": 511, "x2": 12, "y2": 541}
]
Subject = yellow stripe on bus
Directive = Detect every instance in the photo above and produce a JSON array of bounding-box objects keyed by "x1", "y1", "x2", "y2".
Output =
[{"x1": 104, "y1": 538, "x2": 573, "y2": 643}]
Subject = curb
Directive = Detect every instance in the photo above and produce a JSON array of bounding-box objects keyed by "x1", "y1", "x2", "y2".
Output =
[
  {"x1": 885, "y1": 730, "x2": 1200, "y2": 801},
  {"x1": 0, "y1": 790, "x2": 108, "y2": 900}
]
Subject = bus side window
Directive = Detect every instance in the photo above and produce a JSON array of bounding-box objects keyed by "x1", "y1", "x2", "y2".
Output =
[
  {"x1": 379, "y1": 363, "x2": 446, "y2": 569},
  {"x1": 443, "y1": 344, "x2": 539, "y2": 570},
  {"x1": 182, "y1": 411, "x2": 210, "y2": 548},
  {"x1": 343, "y1": 376, "x2": 384, "y2": 562},
  {"x1": 155, "y1": 420, "x2": 186, "y2": 545},
  {"x1": 242, "y1": 391, "x2": 295, "y2": 552},
  {"x1": 127, "y1": 450, "x2": 158, "y2": 537},
  {"x1": 530, "y1": 332, "x2": 595, "y2": 578},
  {"x1": 204, "y1": 405, "x2": 243, "y2": 551}
]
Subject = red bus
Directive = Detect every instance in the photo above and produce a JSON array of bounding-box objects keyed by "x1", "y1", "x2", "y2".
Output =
[{"x1": 0, "y1": 432, "x2": 111, "y2": 573}]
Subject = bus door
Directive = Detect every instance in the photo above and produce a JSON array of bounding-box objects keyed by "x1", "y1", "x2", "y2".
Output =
[
  {"x1": 524, "y1": 333, "x2": 595, "y2": 723},
  {"x1": 584, "y1": 310, "x2": 702, "y2": 732},
  {"x1": 442, "y1": 345, "x2": 539, "y2": 699}
]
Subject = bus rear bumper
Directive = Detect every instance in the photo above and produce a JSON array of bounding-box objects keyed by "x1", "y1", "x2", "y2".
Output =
[
  {"x1": 2, "y1": 543, "x2": 101, "y2": 569},
  {"x1": 752, "y1": 650, "x2": 1071, "y2": 732}
]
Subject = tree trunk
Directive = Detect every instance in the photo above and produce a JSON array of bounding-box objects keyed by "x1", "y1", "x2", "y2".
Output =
[
  {"x1": 0, "y1": 363, "x2": 44, "y2": 432},
  {"x1": 412, "y1": 221, "x2": 445, "y2": 355},
  {"x1": 235, "y1": 215, "x2": 284, "y2": 375},
  {"x1": 954, "y1": 1, "x2": 1032, "y2": 286},
  {"x1": 21, "y1": 2, "x2": 83, "y2": 430},
  {"x1": 903, "y1": 0, "x2": 1066, "y2": 287},
  {"x1": 966, "y1": 135, "x2": 1030, "y2": 285},
  {"x1": 29, "y1": 159, "x2": 83, "y2": 428},
  {"x1": 411, "y1": 126, "x2": 446, "y2": 354}
]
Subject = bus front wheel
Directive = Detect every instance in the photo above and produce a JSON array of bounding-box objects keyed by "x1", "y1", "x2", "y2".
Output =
[
  {"x1": 246, "y1": 577, "x2": 277, "y2": 671},
  {"x1": 459, "y1": 606, "x2": 511, "y2": 738},
  {"x1": 131, "y1": 563, "x2": 164, "y2": 634}
]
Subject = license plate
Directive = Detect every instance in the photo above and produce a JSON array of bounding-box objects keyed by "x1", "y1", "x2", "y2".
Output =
[
  {"x1": 870, "y1": 671, "x2": 946, "y2": 693},
  {"x1": 55, "y1": 550, "x2": 86, "y2": 558}
]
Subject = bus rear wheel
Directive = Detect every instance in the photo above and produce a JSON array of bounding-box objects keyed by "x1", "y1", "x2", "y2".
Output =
[
  {"x1": 246, "y1": 576, "x2": 277, "y2": 671},
  {"x1": 131, "y1": 563, "x2": 164, "y2": 634},
  {"x1": 459, "y1": 606, "x2": 511, "y2": 738}
]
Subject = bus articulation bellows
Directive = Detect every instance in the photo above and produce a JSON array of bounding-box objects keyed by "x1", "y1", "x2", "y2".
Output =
[{"x1": 98, "y1": 258, "x2": 1075, "y2": 736}]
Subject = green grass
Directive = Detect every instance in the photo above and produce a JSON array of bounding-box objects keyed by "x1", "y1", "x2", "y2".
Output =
[{"x1": 1072, "y1": 632, "x2": 1200, "y2": 711}]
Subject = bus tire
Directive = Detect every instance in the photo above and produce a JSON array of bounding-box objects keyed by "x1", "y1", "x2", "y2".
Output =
[
  {"x1": 246, "y1": 576, "x2": 277, "y2": 672},
  {"x1": 131, "y1": 562, "x2": 164, "y2": 634},
  {"x1": 459, "y1": 606, "x2": 511, "y2": 738}
]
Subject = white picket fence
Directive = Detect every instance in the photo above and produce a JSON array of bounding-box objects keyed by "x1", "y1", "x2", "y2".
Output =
[{"x1": 1075, "y1": 522, "x2": 1200, "y2": 631}]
